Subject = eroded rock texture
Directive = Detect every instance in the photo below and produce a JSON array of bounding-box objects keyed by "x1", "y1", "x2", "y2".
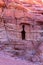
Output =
[{"x1": 0, "y1": 0, "x2": 43, "y2": 64}]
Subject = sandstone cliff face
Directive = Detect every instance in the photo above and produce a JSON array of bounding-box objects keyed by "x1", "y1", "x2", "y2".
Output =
[
  {"x1": 0, "y1": 0, "x2": 43, "y2": 63},
  {"x1": 0, "y1": 2, "x2": 42, "y2": 42}
]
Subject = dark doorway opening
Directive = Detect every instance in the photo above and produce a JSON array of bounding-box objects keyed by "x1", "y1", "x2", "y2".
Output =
[{"x1": 21, "y1": 25, "x2": 25, "y2": 40}]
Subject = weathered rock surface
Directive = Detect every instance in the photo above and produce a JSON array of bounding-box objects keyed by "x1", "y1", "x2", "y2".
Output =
[{"x1": 0, "y1": 0, "x2": 43, "y2": 64}]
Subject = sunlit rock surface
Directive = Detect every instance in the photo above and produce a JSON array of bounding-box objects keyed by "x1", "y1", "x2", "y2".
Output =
[{"x1": 0, "y1": 0, "x2": 43, "y2": 65}]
